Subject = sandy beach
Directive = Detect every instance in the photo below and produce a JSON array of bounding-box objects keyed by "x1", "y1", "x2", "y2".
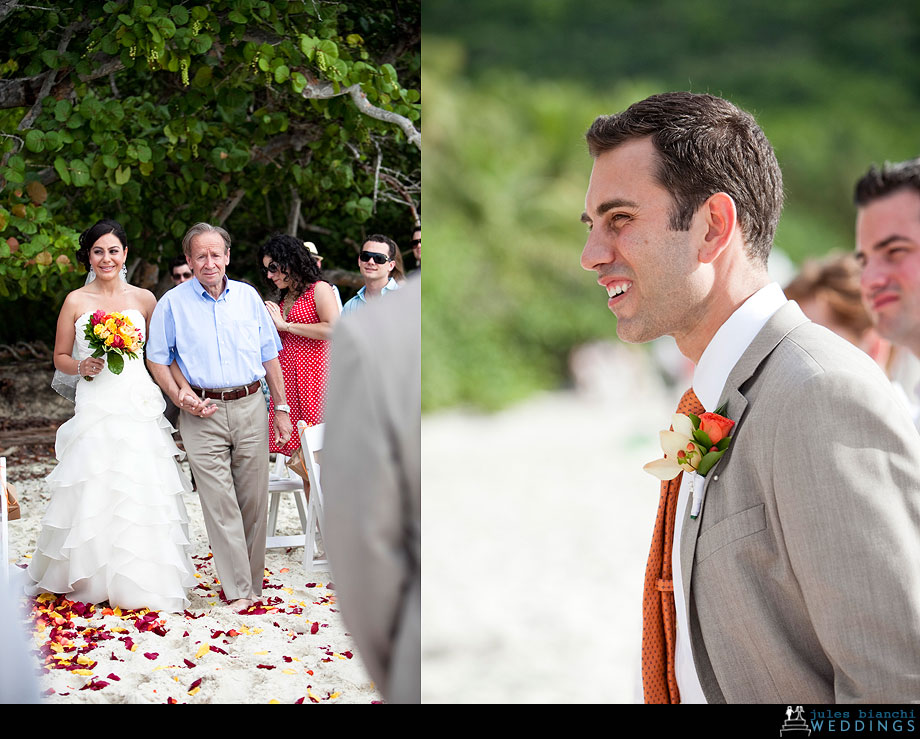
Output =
[
  {"x1": 1, "y1": 362, "x2": 382, "y2": 704},
  {"x1": 4, "y1": 339, "x2": 673, "y2": 704},
  {"x1": 5, "y1": 458, "x2": 382, "y2": 704},
  {"x1": 422, "y1": 342, "x2": 680, "y2": 703}
]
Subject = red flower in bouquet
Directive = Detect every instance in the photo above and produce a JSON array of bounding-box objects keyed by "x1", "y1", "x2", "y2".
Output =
[{"x1": 82, "y1": 311, "x2": 144, "y2": 379}]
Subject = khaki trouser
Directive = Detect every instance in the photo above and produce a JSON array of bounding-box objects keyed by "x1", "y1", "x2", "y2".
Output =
[{"x1": 179, "y1": 390, "x2": 269, "y2": 601}]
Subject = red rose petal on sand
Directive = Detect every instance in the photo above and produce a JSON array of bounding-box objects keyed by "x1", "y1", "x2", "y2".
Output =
[
  {"x1": 256, "y1": 664, "x2": 276, "y2": 670},
  {"x1": 107, "y1": 673, "x2": 121, "y2": 681},
  {"x1": 190, "y1": 678, "x2": 202, "y2": 690},
  {"x1": 295, "y1": 697, "x2": 305, "y2": 704},
  {"x1": 144, "y1": 652, "x2": 159, "y2": 660},
  {"x1": 310, "y1": 622, "x2": 319, "y2": 635},
  {"x1": 184, "y1": 659, "x2": 196, "y2": 668},
  {"x1": 282, "y1": 656, "x2": 293, "y2": 663},
  {"x1": 343, "y1": 651, "x2": 353, "y2": 659}
]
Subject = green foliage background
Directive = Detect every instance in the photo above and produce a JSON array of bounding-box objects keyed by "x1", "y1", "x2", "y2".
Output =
[
  {"x1": 0, "y1": 0, "x2": 419, "y2": 342},
  {"x1": 422, "y1": 0, "x2": 920, "y2": 411}
]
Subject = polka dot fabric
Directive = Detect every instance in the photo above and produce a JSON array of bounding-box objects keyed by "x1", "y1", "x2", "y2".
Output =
[
  {"x1": 268, "y1": 283, "x2": 329, "y2": 456},
  {"x1": 640, "y1": 387, "x2": 704, "y2": 704}
]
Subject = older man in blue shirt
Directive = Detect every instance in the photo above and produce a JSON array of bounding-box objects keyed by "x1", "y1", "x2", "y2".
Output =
[{"x1": 147, "y1": 222, "x2": 292, "y2": 611}]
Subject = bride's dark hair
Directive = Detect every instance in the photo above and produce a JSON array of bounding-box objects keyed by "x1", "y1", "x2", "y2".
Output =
[{"x1": 76, "y1": 219, "x2": 128, "y2": 269}]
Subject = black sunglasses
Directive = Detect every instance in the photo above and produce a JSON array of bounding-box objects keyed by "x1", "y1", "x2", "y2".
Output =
[
  {"x1": 263, "y1": 261, "x2": 281, "y2": 275},
  {"x1": 359, "y1": 250, "x2": 392, "y2": 264},
  {"x1": 410, "y1": 239, "x2": 421, "y2": 247}
]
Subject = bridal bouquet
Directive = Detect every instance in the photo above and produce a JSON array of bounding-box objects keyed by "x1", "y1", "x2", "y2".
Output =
[{"x1": 83, "y1": 310, "x2": 144, "y2": 378}]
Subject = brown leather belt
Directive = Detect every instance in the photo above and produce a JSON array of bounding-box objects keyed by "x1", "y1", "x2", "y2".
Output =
[{"x1": 190, "y1": 380, "x2": 261, "y2": 401}]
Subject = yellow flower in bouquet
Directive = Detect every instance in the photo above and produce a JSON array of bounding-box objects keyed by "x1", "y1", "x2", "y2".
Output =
[{"x1": 82, "y1": 310, "x2": 144, "y2": 379}]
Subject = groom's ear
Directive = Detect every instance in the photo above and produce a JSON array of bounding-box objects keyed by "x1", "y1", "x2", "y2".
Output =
[{"x1": 697, "y1": 191, "x2": 737, "y2": 264}]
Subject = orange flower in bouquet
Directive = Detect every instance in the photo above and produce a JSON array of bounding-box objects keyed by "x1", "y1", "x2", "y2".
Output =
[{"x1": 82, "y1": 310, "x2": 144, "y2": 378}]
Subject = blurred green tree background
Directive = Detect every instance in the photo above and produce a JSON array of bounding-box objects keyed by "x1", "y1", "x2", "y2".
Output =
[{"x1": 422, "y1": 0, "x2": 920, "y2": 411}]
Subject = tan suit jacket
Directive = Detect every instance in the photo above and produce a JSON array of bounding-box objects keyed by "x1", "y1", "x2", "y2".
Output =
[
  {"x1": 681, "y1": 301, "x2": 920, "y2": 703},
  {"x1": 322, "y1": 278, "x2": 420, "y2": 703}
]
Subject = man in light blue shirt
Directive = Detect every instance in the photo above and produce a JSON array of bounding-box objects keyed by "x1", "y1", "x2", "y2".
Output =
[
  {"x1": 147, "y1": 222, "x2": 292, "y2": 611},
  {"x1": 341, "y1": 234, "x2": 403, "y2": 316}
]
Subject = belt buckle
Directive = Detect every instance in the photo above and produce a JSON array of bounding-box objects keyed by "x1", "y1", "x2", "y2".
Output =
[
  {"x1": 198, "y1": 387, "x2": 206, "y2": 400},
  {"x1": 220, "y1": 389, "x2": 230, "y2": 401}
]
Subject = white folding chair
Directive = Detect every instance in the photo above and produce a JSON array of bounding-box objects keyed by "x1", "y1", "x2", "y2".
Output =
[
  {"x1": 266, "y1": 452, "x2": 309, "y2": 550},
  {"x1": 297, "y1": 421, "x2": 328, "y2": 573},
  {"x1": 264, "y1": 424, "x2": 328, "y2": 573},
  {"x1": 1, "y1": 457, "x2": 9, "y2": 586}
]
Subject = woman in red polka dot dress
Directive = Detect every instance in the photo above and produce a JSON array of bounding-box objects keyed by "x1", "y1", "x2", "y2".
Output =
[{"x1": 259, "y1": 233, "x2": 339, "y2": 456}]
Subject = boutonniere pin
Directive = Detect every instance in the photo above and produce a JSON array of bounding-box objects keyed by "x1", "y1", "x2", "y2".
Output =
[{"x1": 643, "y1": 405, "x2": 735, "y2": 519}]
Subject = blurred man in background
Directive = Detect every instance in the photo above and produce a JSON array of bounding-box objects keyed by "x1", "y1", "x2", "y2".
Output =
[
  {"x1": 170, "y1": 253, "x2": 194, "y2": 286},
  {"x1": 854, "y1": 158, "x2": 920, "y2": 427}
]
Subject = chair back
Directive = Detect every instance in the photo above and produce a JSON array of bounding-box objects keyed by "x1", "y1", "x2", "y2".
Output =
[{"x1": 297, "y1": 421, "x2": 324, "y2": 495}]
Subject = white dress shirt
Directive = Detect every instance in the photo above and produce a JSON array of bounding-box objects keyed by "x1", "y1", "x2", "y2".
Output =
[{"x1": 672, "y1": 282, "x2": 788, "y2": 703}]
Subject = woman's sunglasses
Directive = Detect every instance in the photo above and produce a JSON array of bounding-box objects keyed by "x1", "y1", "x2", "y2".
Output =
[
  {"x1": 263, "y1": 262, "x2": 282, "y2": 275},
  {"x1": 359, "y1": 251, "x2": 392, "y2": 264}
]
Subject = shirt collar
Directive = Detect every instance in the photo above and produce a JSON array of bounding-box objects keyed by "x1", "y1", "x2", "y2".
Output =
[
  {"x1": 358, "y1": 278, "x2": 399, "y2": 300},
  {"x1": 191, "y1": 275, "x2": 230, "y2": 301},
  {"x1": 692, "y1": 282, "x2": 788, "y2": 410}
]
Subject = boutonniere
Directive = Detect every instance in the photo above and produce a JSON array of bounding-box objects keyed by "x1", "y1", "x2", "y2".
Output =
[{"x1": 643, "y1": 405, "x2": 735, "y2": 519}]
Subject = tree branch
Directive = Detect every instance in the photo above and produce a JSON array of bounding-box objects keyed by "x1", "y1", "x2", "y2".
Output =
[
  {"x1": 301, "y1": 80, "x2": 420, "y2": 150},
  {"x1": 287, "y1": 188, "x2": 301, "y2": 236},
  {"x1": 212, "y1": 188, "x2": 245, "y2": 226},
  {"x1": 321, "y1": 268, "x2": 363, "y2": 289},
  {"x1": 0, "y1": 0, "x2": 20, "y2": 24}
]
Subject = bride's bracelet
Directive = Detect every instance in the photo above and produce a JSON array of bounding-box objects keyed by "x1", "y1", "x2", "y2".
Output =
[{"x1": 77, "y1": 359, "x2": 85, "y2": 376}]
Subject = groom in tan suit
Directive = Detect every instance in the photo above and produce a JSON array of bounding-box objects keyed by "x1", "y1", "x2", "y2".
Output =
[{"x1": 580, "y1": 92, "x2": 920, "y2": 703}]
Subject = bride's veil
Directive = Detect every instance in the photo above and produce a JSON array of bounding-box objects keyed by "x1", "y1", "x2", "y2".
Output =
[{"x1": 50, "y1": 265, "x2": 128, "y2": 401}]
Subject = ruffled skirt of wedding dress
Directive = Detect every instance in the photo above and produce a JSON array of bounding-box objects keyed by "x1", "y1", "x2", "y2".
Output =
[{"x1": 25, "y1": 362, "x2": 196, "y2": 613}]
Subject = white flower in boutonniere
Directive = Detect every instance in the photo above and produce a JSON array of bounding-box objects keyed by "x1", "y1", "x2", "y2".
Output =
[{"x1": 643, "y1": 405, "x2": 736, "y2": 519}]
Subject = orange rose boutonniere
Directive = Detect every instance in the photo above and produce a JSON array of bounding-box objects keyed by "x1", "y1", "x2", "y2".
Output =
[{"x1": 644, "y1": 404, "x2": 735, "y2": 519}]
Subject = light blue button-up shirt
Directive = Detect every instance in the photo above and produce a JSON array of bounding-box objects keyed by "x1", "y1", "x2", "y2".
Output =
[
  {"x1": 341, "y1": 277, "x2": 401, "y2": 317},
  {"x1": 147, "y1": 276, "x2": 282, "y2": 389}
]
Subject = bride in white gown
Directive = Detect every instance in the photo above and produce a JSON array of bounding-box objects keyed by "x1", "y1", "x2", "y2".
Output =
[{"x1": 26, "y1": 219, "x2": 196, "y2": 613}]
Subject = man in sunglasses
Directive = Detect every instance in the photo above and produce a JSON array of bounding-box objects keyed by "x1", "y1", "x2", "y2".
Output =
[
  {"x1": 341, "y1": 234, "x2": 403, "y2": 317},
  {"x1": 409, "y1": 226, "x2": 421, "y2": 275},
  {"x1": 170, "y1": 253, "x2": 194, "y2": 285}
]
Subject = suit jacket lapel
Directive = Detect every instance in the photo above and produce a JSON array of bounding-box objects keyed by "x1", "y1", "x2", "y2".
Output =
[{"x1": 680, "y1": 300, "x2": 810, "y2": 608}]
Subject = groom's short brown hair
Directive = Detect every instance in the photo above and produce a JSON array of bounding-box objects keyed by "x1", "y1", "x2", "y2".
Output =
[{"x1": 585, "y1": 92, "x2": 784, "y2": 266}]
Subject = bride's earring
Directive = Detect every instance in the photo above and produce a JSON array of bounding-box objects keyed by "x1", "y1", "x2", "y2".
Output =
[
  {"x1": 89, "y1": 267, "x2": 96, "y2": 278},
  {"x1": 120, "y1": 264, "x2": 127, "y2": 282}
]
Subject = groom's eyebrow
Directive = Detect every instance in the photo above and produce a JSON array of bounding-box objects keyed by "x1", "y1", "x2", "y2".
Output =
[
  {"x1": 581, "y1": 198, "x2": 640, "y2": 225},
  {"x1": 872, "y1": 234, "x2": 913, "y2": 250}
]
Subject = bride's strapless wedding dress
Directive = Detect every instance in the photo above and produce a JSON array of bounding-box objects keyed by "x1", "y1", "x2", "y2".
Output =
[{"x1": 26, "y1": 309, "x2": 195, "y2": 612}]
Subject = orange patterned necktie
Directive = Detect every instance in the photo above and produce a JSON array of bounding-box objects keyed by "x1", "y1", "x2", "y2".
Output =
[{"x1": 641, "y1": 387, "x2": 705, "y2": 704}]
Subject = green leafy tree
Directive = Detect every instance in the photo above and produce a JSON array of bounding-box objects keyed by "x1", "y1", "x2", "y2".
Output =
[{"x1": 0, "y1": 0, "x2": 420, "y2": 330}]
